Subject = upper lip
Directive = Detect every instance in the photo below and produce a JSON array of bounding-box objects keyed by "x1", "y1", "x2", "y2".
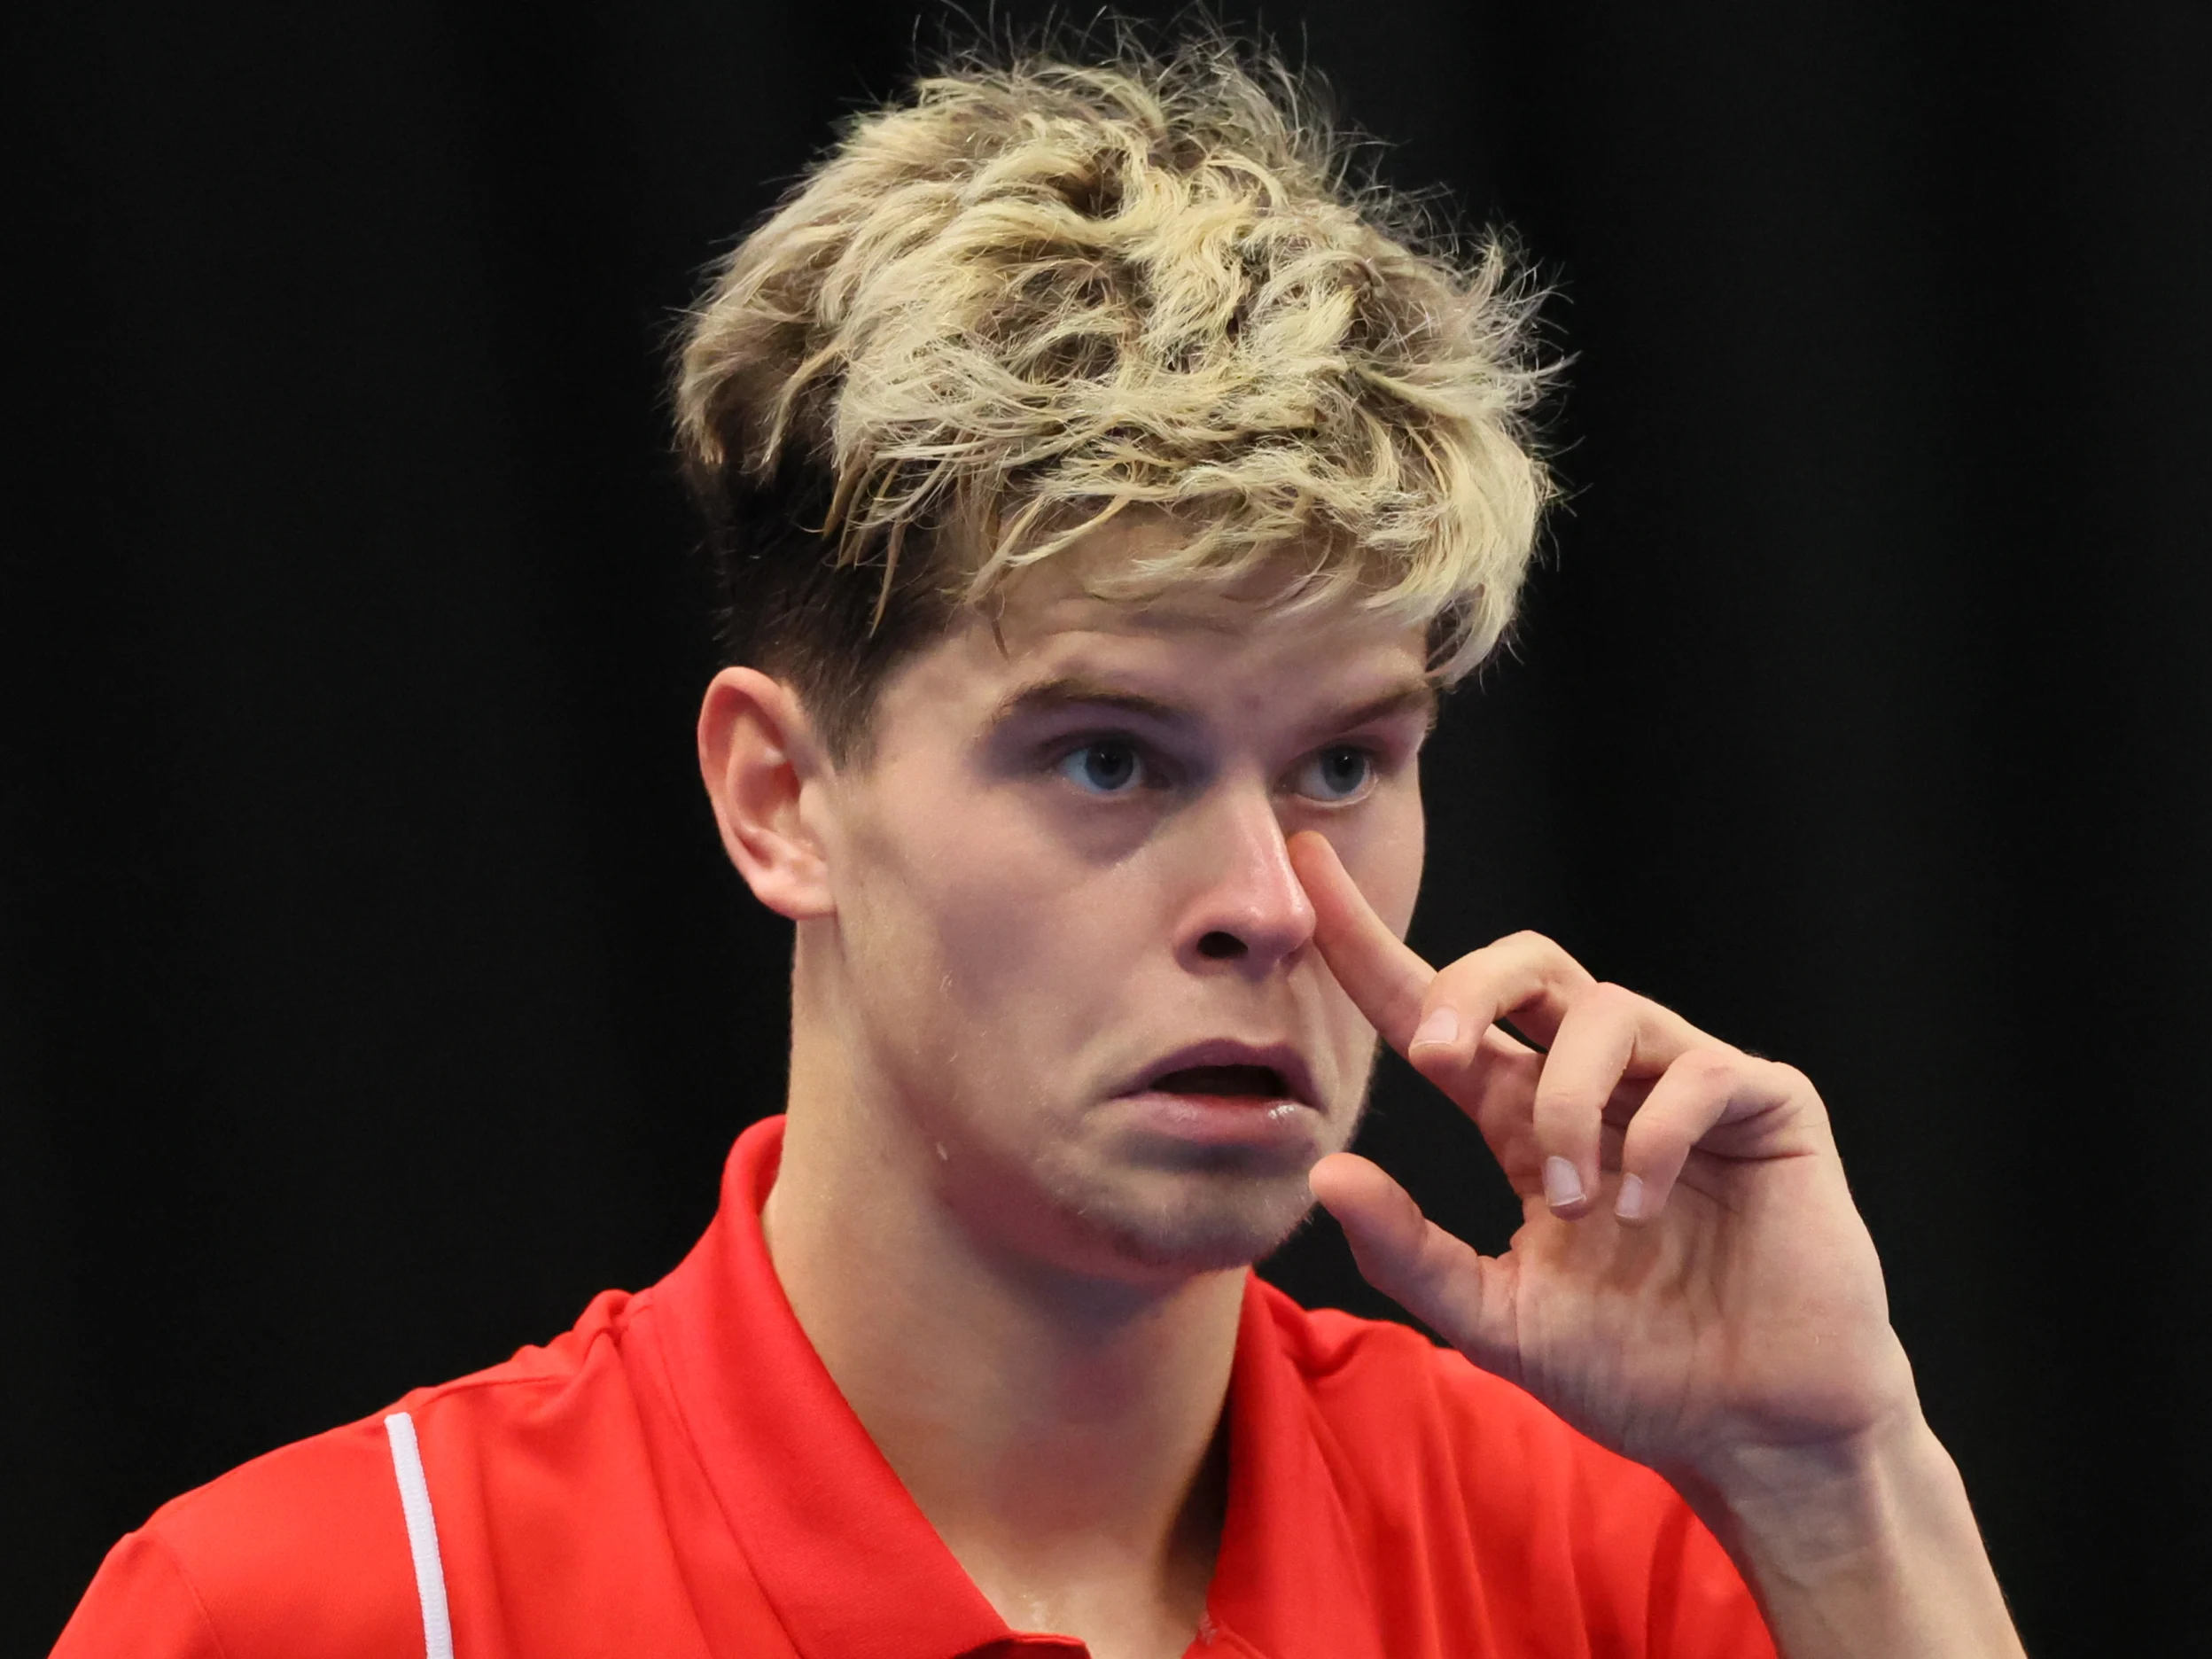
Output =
[{"x1": 1118, "y1": 1039, "x2": 1320, "y2": 1109}]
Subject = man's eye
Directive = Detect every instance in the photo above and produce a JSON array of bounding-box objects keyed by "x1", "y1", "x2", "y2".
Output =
[
  {"x1": 1289, "y1": 745, "x2": 1375, "y2": 802},
  {"x1": 1056, "y1": 741, "x2": 1147, "y2": 795}
]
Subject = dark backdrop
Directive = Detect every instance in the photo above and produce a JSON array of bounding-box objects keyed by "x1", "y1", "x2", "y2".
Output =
[{"x1": 10, "y1": 1, "x2": 2208, "y2": 1651}]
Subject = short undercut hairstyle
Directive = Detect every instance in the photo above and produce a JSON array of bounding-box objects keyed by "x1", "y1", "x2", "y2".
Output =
[{"x1": 674, "y1": 29, "x2": 1553, "y2": 764}]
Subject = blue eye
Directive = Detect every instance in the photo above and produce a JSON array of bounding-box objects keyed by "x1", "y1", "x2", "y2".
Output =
[
  {"x1": 1291, "y1": 745, "x2": 1375, "y2": 802},
  {"x1": 1057, "y1": 741, "x2": 1146, "y2": 795}
]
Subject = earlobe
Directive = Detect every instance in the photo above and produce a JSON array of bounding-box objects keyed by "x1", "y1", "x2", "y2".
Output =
[{"x1": 697, "y1": 667, "x2": 836, "y2": 921}]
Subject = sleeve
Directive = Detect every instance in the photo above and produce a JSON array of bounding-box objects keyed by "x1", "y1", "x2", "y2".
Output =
[
  {"x1": 51, "y1": 1531, "x2": 228, "y2": 1659},
  {"x1": 50, "y1": 1421, "x2": 425, "y2": 1659}
]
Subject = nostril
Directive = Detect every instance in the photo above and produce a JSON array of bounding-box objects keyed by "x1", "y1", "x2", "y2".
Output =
[{"x1": 1196, "y1": 931, "x2": 1246, "y2": 961}]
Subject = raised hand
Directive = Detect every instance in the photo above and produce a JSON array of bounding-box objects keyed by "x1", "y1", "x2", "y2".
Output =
[
  {"x1": 1287, "y1": 830, "x2": 1917, "y2": 1489},
  {"x1": 1289, "y1": 830, "x2": 2026, "y2": 1655}
]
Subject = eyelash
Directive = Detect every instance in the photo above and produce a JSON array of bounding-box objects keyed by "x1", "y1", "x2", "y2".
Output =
[{"x1": 1048, "y1": 736, "x2": 1387, "y2": 804}]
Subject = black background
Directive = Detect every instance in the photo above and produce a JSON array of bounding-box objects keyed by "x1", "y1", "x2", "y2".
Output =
[{"x1": 10, "y1": 1, "x2": 2208, "y2": 1651}]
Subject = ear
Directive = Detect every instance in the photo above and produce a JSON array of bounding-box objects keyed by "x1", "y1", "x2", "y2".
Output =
[{"x1": 697, "y1": 666, "x2": 836, "y2": 921}]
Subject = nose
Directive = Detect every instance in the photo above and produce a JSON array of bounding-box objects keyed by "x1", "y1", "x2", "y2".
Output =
[{"x1": 1174, "y1": 780, "x2": 1317, "y2": 975}]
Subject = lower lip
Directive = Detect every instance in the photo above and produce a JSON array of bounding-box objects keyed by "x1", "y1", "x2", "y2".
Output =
[{"x1": 1114, "y1": 1090, "x2": 1314, "y2": 1149}]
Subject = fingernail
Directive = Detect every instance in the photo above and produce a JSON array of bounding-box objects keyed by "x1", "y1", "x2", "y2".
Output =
[
  {"x1": 1543, "y1": 1156, "x2": 1585, "y2": 1211},
  {"x1": 1615, "y1": 1173, "x2": 1646, "y2": 1222},
  {"x1": 1412, "y1": 1008, "x2": 1458, "y2": 1049}
]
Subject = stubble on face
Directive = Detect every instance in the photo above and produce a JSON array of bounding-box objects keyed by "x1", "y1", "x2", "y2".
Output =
[{"x1": 1027, "y1": 1107, "x2": 1376, "y2": 1277}]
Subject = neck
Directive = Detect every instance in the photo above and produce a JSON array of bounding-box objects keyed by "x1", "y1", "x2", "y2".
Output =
[{"x1": 760, "y1": 938, "x2": 1239, "y2": 1647}]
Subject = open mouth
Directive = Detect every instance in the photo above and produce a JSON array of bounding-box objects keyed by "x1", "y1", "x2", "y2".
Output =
[
  {"x1": 1144, "y1": 1064, "x2": 1290, "y2": 1100},
  {"x1": 1118, "y1": 1048, "x2": 1316, "y2": 1151}
]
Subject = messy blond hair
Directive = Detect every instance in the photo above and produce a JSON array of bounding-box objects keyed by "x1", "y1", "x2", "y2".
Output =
[{"x1": 675, "y1": 29, "x2": 1552, "y2": 759}]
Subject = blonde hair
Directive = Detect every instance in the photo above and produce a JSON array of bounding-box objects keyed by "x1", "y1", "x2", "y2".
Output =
[{"x1": 674, "y1": 30, "x2": 1553, "y2": 758}]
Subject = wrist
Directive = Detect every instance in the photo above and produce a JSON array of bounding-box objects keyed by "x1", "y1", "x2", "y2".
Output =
[
  {"x1": 1682, "y1": 1406, "x2": 1938, "y2": 1568},
  {"x1": 1675, "y1": 1414, "x2": 2023, "y2": 1659}
]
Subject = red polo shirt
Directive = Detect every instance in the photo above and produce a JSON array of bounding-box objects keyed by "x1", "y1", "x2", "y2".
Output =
[{"x1": 58, "y1": 1116, "x2": 1774, "y2": 1658}]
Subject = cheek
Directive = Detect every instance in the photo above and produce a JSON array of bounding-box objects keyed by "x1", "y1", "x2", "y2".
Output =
[
  {"x1": 926, "y1": 816, "x2": 1152, "y2": 1024},
  {"x1": 839, "y1": 784, "x2": 1147, "y2": 1084}
]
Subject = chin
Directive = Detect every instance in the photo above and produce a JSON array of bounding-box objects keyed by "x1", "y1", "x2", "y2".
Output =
[{"x1": 1071, "y1": 1168, "x2": 1320, "y2": 1277}]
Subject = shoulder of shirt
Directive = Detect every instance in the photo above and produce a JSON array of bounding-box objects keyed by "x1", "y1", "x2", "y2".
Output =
[
  {"x1": 1250, "y1": 1282, "x2": 1774, "y2": 1654},
  {"x1": 64, "y1": 1287, "x2": 646, "y2": 1658},
  {"x1": 146, "y1": 1284, "x2": 643, "y2": 1527},
  {"x1": 1255, "y1": 1273, "x2": 1539, "y2": 1416},
  {"x1": 1251, "y1": 1277, "x2": 1683, "y2": 1511}
]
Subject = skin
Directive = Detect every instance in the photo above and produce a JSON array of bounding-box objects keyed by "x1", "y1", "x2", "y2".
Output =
[{"x1": 697, "y1": 520, "x2": 2024, "y2": 1659}]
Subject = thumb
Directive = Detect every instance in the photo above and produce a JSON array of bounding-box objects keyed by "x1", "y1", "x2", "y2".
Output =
[{"x1": 1309, "y1": 1152, "x2": 1522, "y2": 1382}]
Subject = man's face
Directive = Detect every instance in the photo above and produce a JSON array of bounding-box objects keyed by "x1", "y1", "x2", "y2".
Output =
[{"x1": 806, "y1": 529, "x2": 1432, "y2": 1283}]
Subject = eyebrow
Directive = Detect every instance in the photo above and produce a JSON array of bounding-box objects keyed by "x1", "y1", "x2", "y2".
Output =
[{"x1": 984, "y1": 674, "x2": 1440, "y2": 740}]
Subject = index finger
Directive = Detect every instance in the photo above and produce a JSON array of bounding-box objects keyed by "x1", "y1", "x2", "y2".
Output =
[{"x1": 1287, "y1": 830, "x2": 1436, "y2": 1049}]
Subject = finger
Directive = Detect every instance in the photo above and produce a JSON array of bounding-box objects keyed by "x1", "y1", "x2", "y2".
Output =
[
  {"x1": 1400, "y1": 932, "x2": 1600, "y2": 1106},
  {"x1": 1287, "y1": 831, "x2": 1436, "y2": 1048},
  {"x1": 1613, "y1": 1050, "x2": 1806, "y2": 1224},
  {"x1": 1309, "y1": 1152, "x2": 1520, "y2": 1378},
  {"x1": 1532, "y1": 983, "x2": 1710, "y2": 1218},
  {"x1": 1441, "y1": 1025, "x2": 1550, "y2": 1182}
]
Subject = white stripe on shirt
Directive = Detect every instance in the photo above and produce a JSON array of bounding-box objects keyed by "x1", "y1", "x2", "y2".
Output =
[{"x1": 383, "y1": 1411, "x2": 455, "y2": 1659}]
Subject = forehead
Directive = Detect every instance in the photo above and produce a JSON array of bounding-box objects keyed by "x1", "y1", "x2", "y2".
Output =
[{"x1": 877, "y1": 523, "x2": 1436, "y2": 743}]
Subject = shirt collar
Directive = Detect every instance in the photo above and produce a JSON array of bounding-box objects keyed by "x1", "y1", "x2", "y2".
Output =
[
  {"x1": 644, "y1": 1115, "x2": 1381, "y2": 1659},
  {"x1": 1207, "y1": 1281, "x2": 1388, "y2": 1659}
]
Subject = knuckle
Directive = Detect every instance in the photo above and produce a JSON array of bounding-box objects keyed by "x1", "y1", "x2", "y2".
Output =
[
  {"x1": 1766, "y1": 1058, "x2": 1819, "y2": 1101},
  {"x1": 1676, "y1": 1045, "x2": 1746, "y2": 1089},
  {"x1": 1531, "y1": 1085, "x2": 1581, "y2": 1118},
  {"x1": 1496, "y1": 929, "x2": 1586, "y2": 977},
  {"x1": 1406, "y1": 1228, "x2": 1459, "y2": 1297},
  {"x1": 1577, "y1": 980, "x2": 1644, "y2": 1022},
  {"x1": 1429, "y1": 954, "x2": 1488, "y2": 997},
  {"x1": 1622, "y1": 1111, "x2": 1683, "y2": 1159},
  {"x1": 1532, "y1": 1086, "x2": 1606, "y2": 1139}
]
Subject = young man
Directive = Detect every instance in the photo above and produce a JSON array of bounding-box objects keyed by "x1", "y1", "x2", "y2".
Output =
[{"x1": 57, "y1": 39, "x2": 2022, "y2": 1659}]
